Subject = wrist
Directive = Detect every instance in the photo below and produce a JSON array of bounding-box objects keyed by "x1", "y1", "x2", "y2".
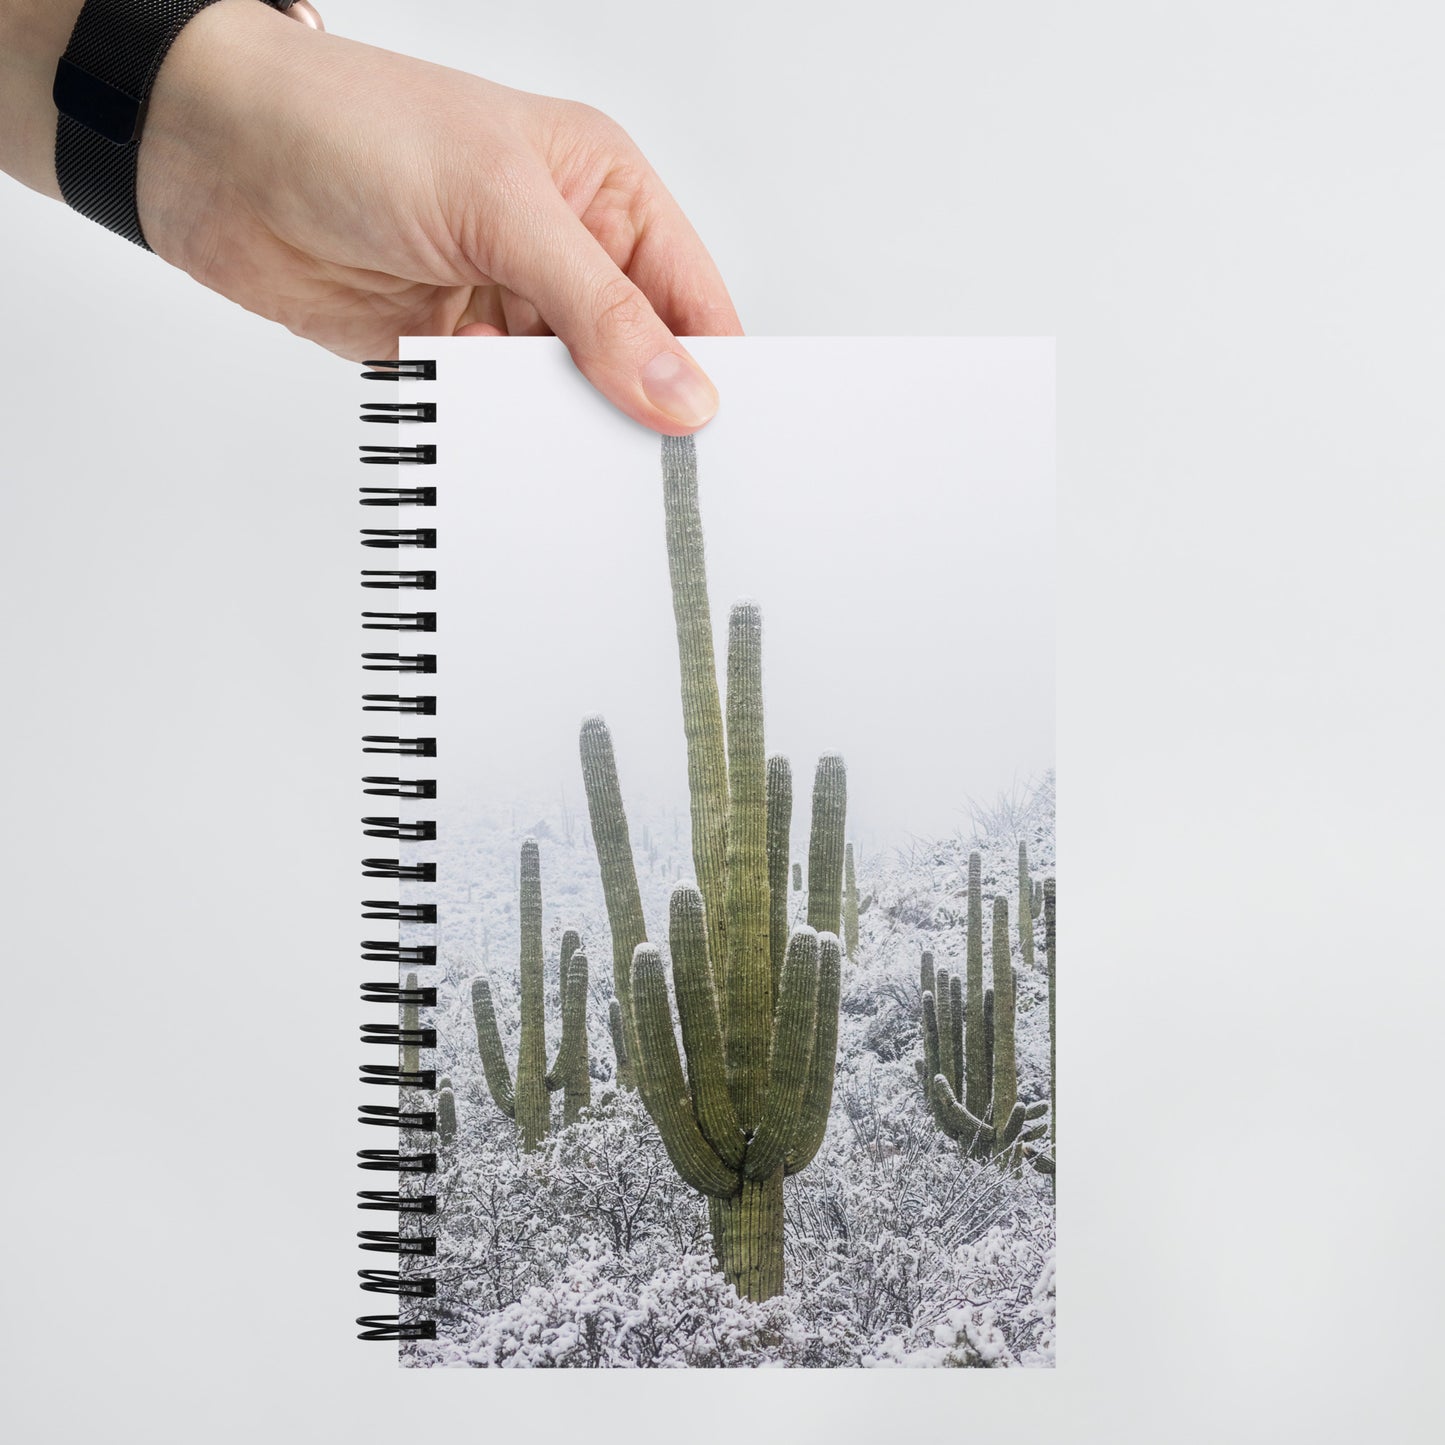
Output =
[
  {"x1": 135, "y1": 0, "x2": 305, "y2": 267},
  {"x1": 0, "y1": 0, "x2": 85, "y2": 197}
]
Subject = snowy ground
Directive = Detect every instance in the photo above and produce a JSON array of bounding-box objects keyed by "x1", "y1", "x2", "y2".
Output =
[{"x1": 401, "y1": 777, "x2": 1056, "y2": 1368}]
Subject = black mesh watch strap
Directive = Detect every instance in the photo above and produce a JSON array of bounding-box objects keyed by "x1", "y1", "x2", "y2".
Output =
[{"x1": 53, "y1": 0, "x2": 295, "y2": 251}]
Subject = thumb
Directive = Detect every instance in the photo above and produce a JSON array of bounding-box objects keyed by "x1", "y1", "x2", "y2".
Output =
[{"x1": 492, "y1": 193, "x2": 720, "y2": 435}]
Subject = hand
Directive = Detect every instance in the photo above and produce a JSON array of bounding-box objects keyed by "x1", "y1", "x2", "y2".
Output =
[{"x1": 136, "y1": 0, "x2": 741, "y2": 432}]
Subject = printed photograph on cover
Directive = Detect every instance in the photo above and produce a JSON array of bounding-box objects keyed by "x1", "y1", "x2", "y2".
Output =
[{"x1": 391, "y1": 337, "x2": 1055, "y2": 1367}]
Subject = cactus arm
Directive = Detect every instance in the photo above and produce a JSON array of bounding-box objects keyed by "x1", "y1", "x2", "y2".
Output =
[
  {"x1": 514, "y1": 839, "x2": 550, "y2": 1150},
  {"x1": 990, "y1": 895, "x2": 1018, "y2": 1141},
  {"x1": 932, "y1": 1072, "x2": 995, "y2": 1152},
  {"x1": 934, "y1": 965, "x2": 955, "y2": 1099},
  {"x1": 744, "y1": 928, "x2": 820, "y2": 1180},
  {"x1": 964, "y1": 851, "x2": 989, "y2": 1116},
  {"x1": 766, "y1": 755, "x2": 792, "y2": 996},
  {"x1": 921, "y1": 987, "x2": 943, "y2": 1111},
  {"x1": 546, "y1": 931, "x2": 583, "y2": 1091},
  {"x1": 724, "y1": 604, "x2": 772, "y2": 1129},
  {"x1": 1028, "y1": 1151, "x2": 1056, "y2": 1177},
  {"x1": 579, "y1": 716, "x2": 646, "y2": 1090},
  {"x1": 805, "y1": 755, "x2": 847, "y2": 935},
  {"x1": 784, "y1": 933, "x2": 842, "y2": 1175},
  {"x1": 1024, "y1": 1099, "x2": 1049, "y2": 1121},
  {"x1": 470, "y1": 978, "x2": 515, "y2": 1120},
  {"x1": 660, "y1": 435, "x2": 730, "y2": 977},
  {"x1": 948, "y1": 973, "x2": 965, "y2": 1099},
  {"x1": 997, "y1": 1099, "x2": 1029, "y2": 1152},
  {"x1": 668, "y1": 884, "x2": 746, "y2": 1168},
  {"x1": 630, "y1": 945, "x2": 741, "y2": 1199},
  {"x1": 562, "y1": 950, "x2": 591, "y2": 1125}
]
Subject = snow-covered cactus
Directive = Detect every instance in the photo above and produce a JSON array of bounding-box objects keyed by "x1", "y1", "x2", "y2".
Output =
[
  {"x1": 844, "y1": 843, "x2": 860, "y2": 955},
  {"x1": 990, "y1": 897, "x2": 1018, "y2": 1140},
  {"x1": 1018, "y1": 841, "x2": 1035, "y2": 968},
  {"x1": 579, "y1": 435, "x2": 846, "y2": 1302},
  {"x1": 546, "y1": 930, "x2": 592, "y2": 1126},
  {"x1": 792, "y1": 862, "x2": 802, "y2": 891},
  {"x1": 470, "y1": 840, "x2": 588, "y2": 1149},
  {"x1": 436, "y1": 1085, "x2": 457, "y2": 1146},
  {"x1": 579, "y1": 717, "x2": 644, "y2": 1093},
  {"x1": 964, "y1": 851, "x2": 989, "y2": 1117},
  {"x1": 921, "y1": 889, "x2": 1045, "y2": 1164}
]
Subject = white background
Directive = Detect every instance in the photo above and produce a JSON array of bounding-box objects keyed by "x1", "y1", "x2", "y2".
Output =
[{"x1": 2, "y1": 2, "x2": 1442, "y2": 1440}]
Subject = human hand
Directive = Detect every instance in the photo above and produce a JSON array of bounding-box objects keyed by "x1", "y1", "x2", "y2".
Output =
[{"x1": 136, "y1": 0, "x2": 741, "y2": 432}]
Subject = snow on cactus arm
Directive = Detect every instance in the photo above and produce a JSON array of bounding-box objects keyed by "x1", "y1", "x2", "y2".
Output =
[
  {"x1": 723, "y1": 602, "x2": 772, "y2": 1130},
  {"x1": 744, "y1": 926, "x2": 819, "y2": 1181},
  {"x1": 629, "y1": 944, "x2": 742, "y2": 1199},
  {"x1": 784, "y1": 932, "x2": 842, "y2": 1176},
  {"x1": 660, "y1": 433, "x2": 730, "y2": 982},
  {"x1": 766, "y1": 755, "x2": 792, "y2": 995},
  {"x1": 668, "y1": 883, "x2": 745, "y2": 1169}
]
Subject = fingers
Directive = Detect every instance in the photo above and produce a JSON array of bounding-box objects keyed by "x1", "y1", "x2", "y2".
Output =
[{"x1": 487, "y1": 184, "x2": 721, "y2": 435}]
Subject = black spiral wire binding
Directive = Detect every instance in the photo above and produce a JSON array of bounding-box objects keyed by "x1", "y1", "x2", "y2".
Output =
[{"x1": 357, "y1": 361, "x2": 438, "y2": 1344}]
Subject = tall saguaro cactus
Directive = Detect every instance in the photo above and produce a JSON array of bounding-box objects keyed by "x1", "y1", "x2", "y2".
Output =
[
  {"x1": 844, "y1": 843, "x2": 860, "y2": 955},
  {"x1": 579, "y1": 434, "x2": 846, "y2": 1301},
  {"x1": 964, "y1": 851, "x2": 989, "y2": 1117},
  {"x1": 470, "y1": 840, "x2": 590, "y2": 1149}
]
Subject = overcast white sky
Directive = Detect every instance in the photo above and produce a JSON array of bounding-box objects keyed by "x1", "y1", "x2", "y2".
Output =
[{"x1": 416, "y1": 336, "x2": 1053, "y2": 847}]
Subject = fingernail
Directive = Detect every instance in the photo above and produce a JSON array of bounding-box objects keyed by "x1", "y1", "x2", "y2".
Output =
[{"x1": 641, "y1": 350, "x2": 718, "y2": 428}]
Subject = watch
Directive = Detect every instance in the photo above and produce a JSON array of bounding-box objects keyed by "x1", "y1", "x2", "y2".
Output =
[{"x1": 52, "y1": 0, "x2": 323, "y2": 251}]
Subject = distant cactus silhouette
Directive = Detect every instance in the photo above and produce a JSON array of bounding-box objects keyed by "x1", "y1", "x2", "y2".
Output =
[
  {"x1": 920, "y1": 871, "x2": 1048, "y2": 1165},
  {"x1": 470, "y1": 839, "x2": 589, "y2": 1149},
  {"x1": 792, "y1": 862, "x2": 802, "y2": 891}
]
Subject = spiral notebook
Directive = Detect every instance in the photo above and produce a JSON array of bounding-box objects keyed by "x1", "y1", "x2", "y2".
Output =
[{"x1": 355, "y1": 336, "x2": 1056, "y2": 1366}]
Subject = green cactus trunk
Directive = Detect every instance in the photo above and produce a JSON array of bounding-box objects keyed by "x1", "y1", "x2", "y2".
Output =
[
  {"x1": 1018, "y1": 840, "x2": 1035, "y2": 968},
  {"x1": 990, "y1": 895, "x2": 1017, "y2": 1142},
  {"x1": 807, "y1": 756, "x2": 847, "y2": 936},
  {"x1": 964, "y1": 851, "x2": 988, "y2": 1117},
  {"x1": 661, "y1": 434, "x2": 730, "y2": 981},
  {"x1": 546, "y1": 931, "x2": 592, "y2": 1126},
  {"x1": 792, "y1": 861, "x2": 802, "y2": 891},
  {"x1": 714, "y1": 1168, "x2": 785, "y2": 1301},
  {"x1": 514, "y1": 840, "x2": 550, "y2": 1150},
  {"x1": 844, "y1": 843, "x2": 859, "y2": 955}
]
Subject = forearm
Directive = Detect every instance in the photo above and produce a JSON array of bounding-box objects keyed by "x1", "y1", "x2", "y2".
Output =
[{"x1": 0, "y1": 0, "x2": 84, "y2": 196}]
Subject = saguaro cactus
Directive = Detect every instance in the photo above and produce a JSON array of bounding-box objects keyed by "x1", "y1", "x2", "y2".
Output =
[
  {"x1": 579, "y1": 434, "x2": 846, "y2": 1301},
  {"x1": 1018, "y1": 840, "x2": 1035, "y2": 968},
  {"x1": 470, "y1": 840, "x2": 590, "y2": 1149},
  {"x1": 792, "y1": 862, "x2": 802, "y2": 891},
  {"x1": 964, "y1": 851, "x2": 988, "y2": 1117},
  {"x1": 844, "y1": 843, "x2": 860, "y2": 955},
  {"x1": 401, "y1": 971, "x2": 421, "y2": 1077},
  {"x1": 921, "y1": 886, "x2": 1046, "y2": 1164},
  {"x1": 436, "y1": 1084, "x2": 457, "y2": 1146}
]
